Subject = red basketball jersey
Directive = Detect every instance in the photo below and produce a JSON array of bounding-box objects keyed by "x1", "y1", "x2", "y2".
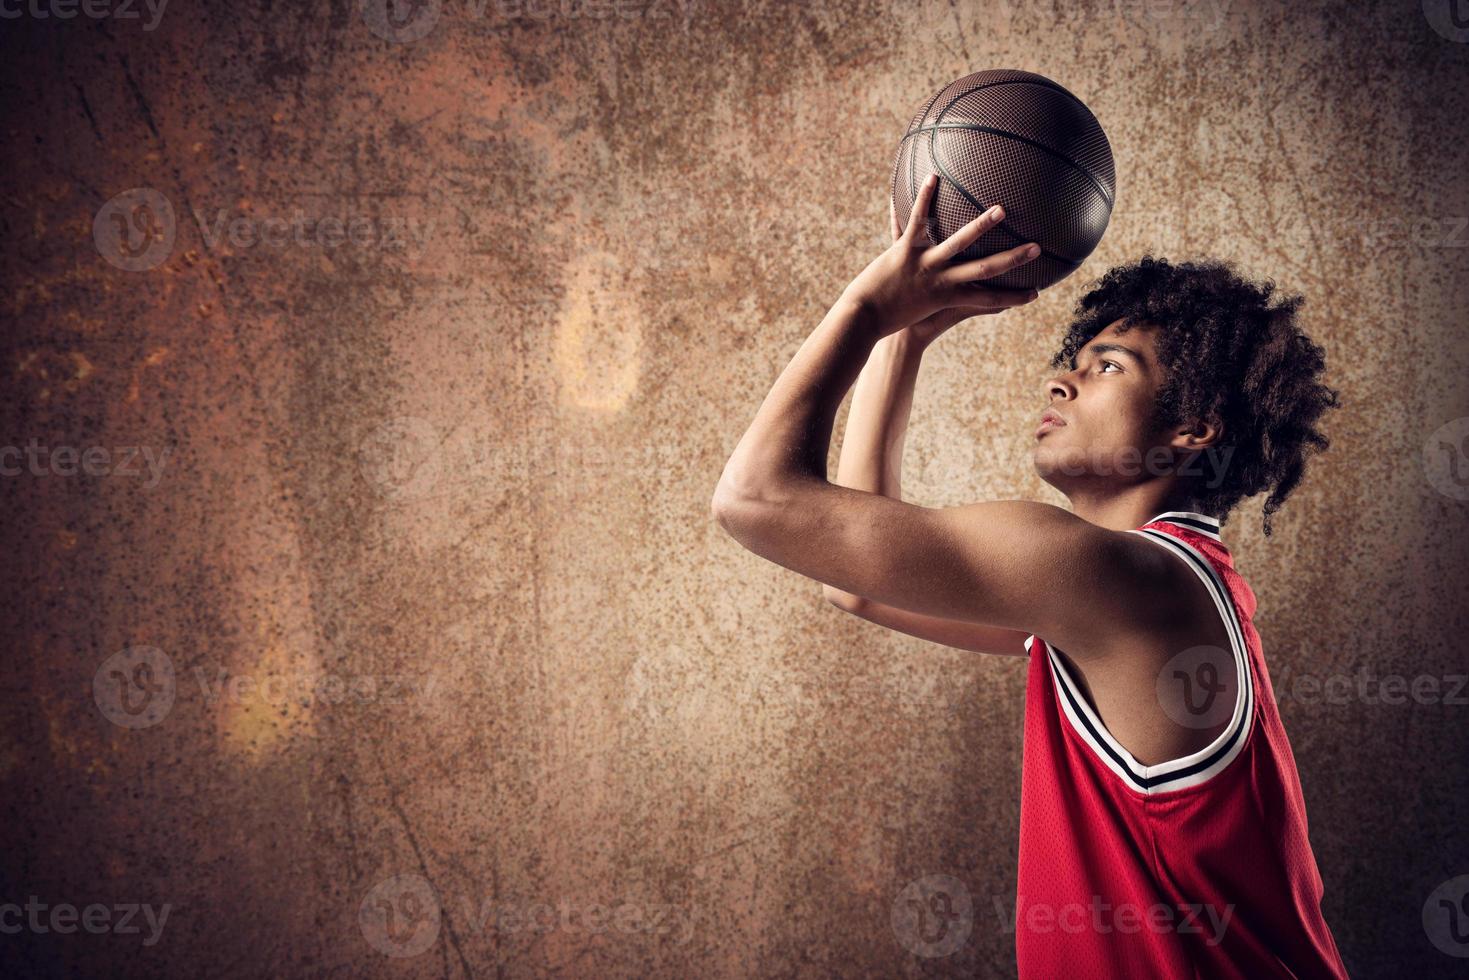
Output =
[{"x1": 1016, "y1": 511, "x2": 1348, "y2": 979}]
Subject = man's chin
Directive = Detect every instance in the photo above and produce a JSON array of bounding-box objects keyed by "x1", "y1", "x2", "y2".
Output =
[
  {"x1": 1031, "y1": 442, "x2": 1075, "y2": 479},
  {"x1": 1031, "y1": 440, "x2": 1107, "y2": 485},
  {"x1": 1033, "y1": 440, "x2": 1173, "y2": 486}
]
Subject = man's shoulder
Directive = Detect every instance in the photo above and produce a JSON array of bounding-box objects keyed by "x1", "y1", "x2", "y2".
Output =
[{"x1": 1059, "y1": 526, "x2": 1228, "y2": 658}]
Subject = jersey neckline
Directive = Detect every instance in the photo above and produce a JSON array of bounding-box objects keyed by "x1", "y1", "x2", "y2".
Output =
[{"x1": 1139, "y1": 510, "x2": 1221, "y2": 542}]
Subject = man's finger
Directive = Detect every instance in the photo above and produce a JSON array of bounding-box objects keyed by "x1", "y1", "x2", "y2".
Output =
[
  {"x1": 929, "y1": 204, "x2": 1006, "y2": 264},
  {"x1": 901, "y1": 173, "x2": 939, "y2": 242},
  {"x1": 940, "y1": 242, "x2": 1042, "y2": 285},
  {"x1": 930, "y1": 306, "x2": 1001, "y2": 330},
  {"x1": 950, "y1": 283, "x2": 1040, "y2": 307}
]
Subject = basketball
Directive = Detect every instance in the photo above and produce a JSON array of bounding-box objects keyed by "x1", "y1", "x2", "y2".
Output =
[{"x1": 890, "y1": 69, "x2": 1116, "y2": 291}]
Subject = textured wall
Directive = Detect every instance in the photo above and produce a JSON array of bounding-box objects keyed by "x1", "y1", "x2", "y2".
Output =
[{"x1": 3, "y1": 0, "x2": 1467, "y2": 976}]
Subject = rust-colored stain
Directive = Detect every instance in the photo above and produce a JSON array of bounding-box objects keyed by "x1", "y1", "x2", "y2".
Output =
[{"x1": 2, "y1": 1, "x2": 1466, "y2": 978}]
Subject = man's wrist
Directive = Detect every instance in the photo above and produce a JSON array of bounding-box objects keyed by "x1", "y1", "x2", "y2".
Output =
[
  {"x1": 884, "y1": 326, "x2": 931, "y2": 357},
  {"x1": 835, "y1": 289, "x2": 900, "y2": 341}
]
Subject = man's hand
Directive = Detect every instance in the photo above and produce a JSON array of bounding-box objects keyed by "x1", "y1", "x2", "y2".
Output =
[
  {"x1": 842, "y1": 172, "x2": 1041, "y2": 337},
  {"x1": 885, "y1": 186, "x2": 1031, "y2": 348}
]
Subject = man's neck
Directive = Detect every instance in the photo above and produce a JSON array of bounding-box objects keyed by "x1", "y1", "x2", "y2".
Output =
[{"x1": 1067, "y1": 489, "x2": 1200, "y2": 533}]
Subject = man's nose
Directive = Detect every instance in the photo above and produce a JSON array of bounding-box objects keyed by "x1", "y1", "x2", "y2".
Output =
[{"x1": 1043, "y1": 374, "x2": 1075, "y2": 402}]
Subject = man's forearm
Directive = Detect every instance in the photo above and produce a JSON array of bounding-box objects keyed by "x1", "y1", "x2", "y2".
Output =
[
  {"x1": 834, "y1": 330, "x2": 926, "y2": 499},
  {"x1": 714, "y1": 292, "x2": 891, "y2": 509},
  {"x1": 820, "y1": 329, "x2": 925, "y2": 609}
]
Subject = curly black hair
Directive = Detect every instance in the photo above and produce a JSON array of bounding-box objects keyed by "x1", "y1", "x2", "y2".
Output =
[{"x1": 1048, "y1": 256, "x2": 1340, "y2": 537}]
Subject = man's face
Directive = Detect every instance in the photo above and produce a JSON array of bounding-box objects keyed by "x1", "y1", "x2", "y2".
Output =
[{"x1": 1032, "y1": 318, "x2": 1176, "y2": 489}]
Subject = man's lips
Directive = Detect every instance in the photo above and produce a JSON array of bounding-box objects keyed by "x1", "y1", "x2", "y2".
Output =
[{"x1": 1035, "y1": 410, "x2": 1067, "y2": 439}]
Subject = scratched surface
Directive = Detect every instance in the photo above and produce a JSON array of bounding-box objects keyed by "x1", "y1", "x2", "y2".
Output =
[{"x1": 1, "y1": 0, "x2": 1467, "y2": 976}]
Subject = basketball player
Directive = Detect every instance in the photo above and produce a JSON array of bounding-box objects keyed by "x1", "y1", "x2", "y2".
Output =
[{"x1": 711, "y1": 172, "x2": 1349, "y2": 978}]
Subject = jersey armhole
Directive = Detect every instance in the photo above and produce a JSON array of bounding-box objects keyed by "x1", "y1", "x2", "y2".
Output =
[{"x1": 1026, "y1": 528, "x2": 1256, "y2": 796}]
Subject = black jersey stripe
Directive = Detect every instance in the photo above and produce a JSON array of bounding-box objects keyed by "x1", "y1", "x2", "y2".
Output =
[
  {"x1": 1047, "y1": 644, "x2": 1252, "y2": 792},
  {"x1": 1159, "y1": 515, "x2": 1220, "y2": 537}
]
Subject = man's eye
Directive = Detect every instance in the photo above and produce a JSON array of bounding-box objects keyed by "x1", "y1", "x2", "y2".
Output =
[{"x1": 1099, "y1": 360, "x2": 1120, "y2": 373}]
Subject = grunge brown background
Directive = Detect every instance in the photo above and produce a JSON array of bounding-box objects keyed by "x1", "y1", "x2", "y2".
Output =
[{"x1": 3, "y1": 0, "x2": 1467, "y2": 976}]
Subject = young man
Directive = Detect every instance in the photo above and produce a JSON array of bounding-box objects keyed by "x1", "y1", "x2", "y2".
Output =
[{"x1": 711, "y1": 172, "x2": 1348, "y2": 978}]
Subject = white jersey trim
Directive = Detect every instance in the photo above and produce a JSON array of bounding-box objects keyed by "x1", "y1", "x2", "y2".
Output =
[{"x1": 1143, "y1": 511, "x2": 1222, "y2": 542}]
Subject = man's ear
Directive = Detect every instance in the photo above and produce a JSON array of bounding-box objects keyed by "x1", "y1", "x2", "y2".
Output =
[{"x1": 1169, "y1": 415, "x2": 1224, "y2": 451}]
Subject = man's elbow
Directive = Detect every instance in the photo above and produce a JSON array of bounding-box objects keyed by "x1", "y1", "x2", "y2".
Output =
[
  {"x1": 712, "y1": 467, "x2": 822, "y2": 566},
  {"x1": 710, "y1": 467, "x2": 782, "y2": 540},
  {"x1": 822, "y1": 585, "x2": 867, "y2": 615},
  {"x1": 710, "y1": 479, "x2": 764, "y2": 553},
  {"x1": 709, "y1": 477, "x2": 744, "y2": 533}
]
